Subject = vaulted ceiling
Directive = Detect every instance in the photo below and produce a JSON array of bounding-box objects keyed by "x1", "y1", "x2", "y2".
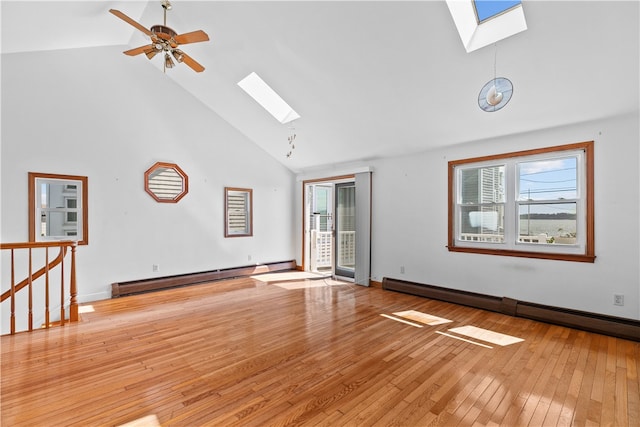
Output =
[{"x1": 2, "y1": 1, "x2": 638, "y2": 173}]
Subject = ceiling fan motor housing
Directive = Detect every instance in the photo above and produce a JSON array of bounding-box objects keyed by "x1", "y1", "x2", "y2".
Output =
[
  {"x1": 151, "y1": 25, "x2": 177, "y2": 39},
  {"x1": 150, "y1": 25, "x2": 180, "y2": 55}
]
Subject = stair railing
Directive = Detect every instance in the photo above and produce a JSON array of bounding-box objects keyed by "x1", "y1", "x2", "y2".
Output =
[{"x1": 1, "y1": 241, "x2": 78, "y2": 335}]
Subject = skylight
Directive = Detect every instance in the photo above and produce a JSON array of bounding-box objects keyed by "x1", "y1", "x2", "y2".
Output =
[
  {"x1": 474, "y1": 0, "x2": 521, "y2": 23},
  {"x1": 237, "y1": 72, "x2": 300, "y2": 124},
  {"x1": 447, "y1": 0, "x2": 527, "y2": 53}
]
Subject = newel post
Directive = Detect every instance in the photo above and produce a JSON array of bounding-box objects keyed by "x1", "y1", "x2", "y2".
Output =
[{"x1": 69, "y1": 242, "x2": 78, "y2": 322}]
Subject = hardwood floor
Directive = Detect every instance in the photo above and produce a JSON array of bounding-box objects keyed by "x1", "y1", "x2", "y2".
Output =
[{"x1": 2, "y1": 274, "x2": 639, "y2": 426}]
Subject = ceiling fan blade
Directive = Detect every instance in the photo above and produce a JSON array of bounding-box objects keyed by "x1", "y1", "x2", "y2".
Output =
[
  {"x1": 174, "y1": 30, "x2": 210, "y2": 45},
  {"x1": 180, "y1": 52, "x2": 205, "y2": 73},
  {"x1": 109, "y1": 9, "x2": 153, "y2": 37},
  {"x1": 123, "y1": 45, "x2": 154, "y2": 56}
]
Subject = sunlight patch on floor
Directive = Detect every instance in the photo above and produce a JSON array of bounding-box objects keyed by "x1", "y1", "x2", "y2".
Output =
[
  {"x1": 380, "y1": 313, "x2": 423, "y2": 328},
  {"x1": 272, "y1": 277, "x2": 348, "y2": 290},
  {"x1": 448, "y1": 325, "x2": 524, "y2": 346},
  {"x1": 251, "y1": 271, "x2": 329, "y2": 283},
  {"x1": 436, "y1": 331, "x2": 494, "y2": 349},
  {"x1": 392, "y1": 310, "x2": 453, "y2": 326},
  {"x1": 78, "y1": 305, "x2": 95, "y2": 313},
  {"x1": 118, "y1": 414, "x2": 160, "y2": 427}
]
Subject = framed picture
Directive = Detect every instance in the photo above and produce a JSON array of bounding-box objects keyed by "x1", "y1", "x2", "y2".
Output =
[{"x1": 225, "y1": 187, "x2": 253, "y2": 237}]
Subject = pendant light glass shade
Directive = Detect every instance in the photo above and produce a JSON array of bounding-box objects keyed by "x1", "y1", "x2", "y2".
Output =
[{"x1": 478, "y1": 77, "x2": 513, "y2": 112}]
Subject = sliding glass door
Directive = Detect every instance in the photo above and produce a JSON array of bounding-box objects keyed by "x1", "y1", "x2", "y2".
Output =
[{"x1": 334, "y1": 182, "x2": 355, "y2": 279}]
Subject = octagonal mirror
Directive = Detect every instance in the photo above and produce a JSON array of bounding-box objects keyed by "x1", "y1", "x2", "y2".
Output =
[{"x1": 144, "y1": 162, "x2": 188, "y2": 203}]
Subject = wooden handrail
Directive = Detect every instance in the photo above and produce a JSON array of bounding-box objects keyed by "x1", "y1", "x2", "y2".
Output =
[
  {"x1": 0, "y1": 243, "x2": 67, "y2": 302},
  {"x1": 1, "y1": 241, "x2": 78, "y2": 334},
  {"x1": 0, "y1": 241, "x2": 76, "y2": 250}
]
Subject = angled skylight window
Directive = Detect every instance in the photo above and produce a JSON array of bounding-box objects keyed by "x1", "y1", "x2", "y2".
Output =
[
  {"x1": 474, "y1": 0, "x2": 521, "y2": 23},
  {"x1": 447, "y1": 0, "x2": 527, "y2": 53},
  {"x1": 238, "y1": 72, "x2": 300, "y2": 124}
]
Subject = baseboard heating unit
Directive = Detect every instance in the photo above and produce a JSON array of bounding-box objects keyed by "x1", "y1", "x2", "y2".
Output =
[
  {"x1": 112, "y1": 260, "x2": 296, "y2": 297},
  {"x1": 382, "y1": 277, "x2": 640, "y2": 342}
]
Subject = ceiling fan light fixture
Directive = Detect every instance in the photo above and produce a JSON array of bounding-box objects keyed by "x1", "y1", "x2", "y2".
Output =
[
  {"x1": 172, "y1": 49, "x2": 184, "y2": 63},
  {"x1": 145, "y1": 49, "x2": 159, "y2": 60},
  {"x1": 164, "y1": 53, "x2": 175, "y2": 69}
]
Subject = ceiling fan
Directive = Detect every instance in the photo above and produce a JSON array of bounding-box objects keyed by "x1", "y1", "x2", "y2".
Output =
[{"x1": 109, "y1": 1, "x2": 209, "y2": 73}]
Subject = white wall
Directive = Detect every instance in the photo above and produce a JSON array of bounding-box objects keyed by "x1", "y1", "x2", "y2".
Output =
[
  {"x1": 369, "y1": 113, "x2": 639, "y2": 320},
  {"x1": 4, "y1": 46, "x2": 638, "y2": 324},
  {"x1": 1, "y1": 46, "x2": 296, "y2": 304}
]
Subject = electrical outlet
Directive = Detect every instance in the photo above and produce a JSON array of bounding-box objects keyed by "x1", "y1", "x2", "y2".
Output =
[
  {"x1": 153, "y1": 264, "x2": 160, "y2": 272},
  {"x1": 248, "y1": 255, "x2": 252, "y2": 261},
  {"x1": 400, "y1": 266, "x2": 405, "y2": 274},
  {"x1": 613, "y1": 294, "x2": 624, "y2": 306}
]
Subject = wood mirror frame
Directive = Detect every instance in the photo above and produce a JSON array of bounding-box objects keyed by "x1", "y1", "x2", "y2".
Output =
[{"x1": 144, "y1": 162, "x2": 189, "y2": 203}]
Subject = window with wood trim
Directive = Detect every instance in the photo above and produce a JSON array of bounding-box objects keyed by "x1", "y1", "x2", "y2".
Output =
[
  {"x1": 448, "y1": 141, "x2": 595, "y2": 262},
  {"x1": 224, "y1": 187, "x2": 253, "y2": 237},
  {"x1": 29, "y1": 172, "x2": 89, "y2": 245}
]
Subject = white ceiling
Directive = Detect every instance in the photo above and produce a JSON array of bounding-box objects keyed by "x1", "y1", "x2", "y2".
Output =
[{"x1": 2, "y1": 1, "x2": 639, "y2": 173}]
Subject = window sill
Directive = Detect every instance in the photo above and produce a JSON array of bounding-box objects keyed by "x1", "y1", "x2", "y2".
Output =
[{"x1": 447, "y1": 246, "x2": 596, "y2": 263}]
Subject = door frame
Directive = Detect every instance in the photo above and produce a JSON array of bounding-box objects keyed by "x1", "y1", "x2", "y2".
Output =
[{"x1": 301, "y1": 174, "x2": 355, "y2": 275}]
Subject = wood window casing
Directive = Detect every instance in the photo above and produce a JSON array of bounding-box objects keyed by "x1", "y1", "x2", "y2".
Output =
[
  {"x1": 28, "y1": 172, "x2": 89, "y2": 245},
  {"x1": 448, "y1": 141, "x2": 595, "y2": 263},
  {"x1": 224, "y1": 187, "x2": 253, "y2": 237},
  {"x1": 144, "y1": 162, "x2": 189, "y2": 203}
]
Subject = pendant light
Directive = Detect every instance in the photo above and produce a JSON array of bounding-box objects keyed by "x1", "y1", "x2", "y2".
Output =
[{"x1": 478, "y1": 44, "x2": 513, "y2": 112}]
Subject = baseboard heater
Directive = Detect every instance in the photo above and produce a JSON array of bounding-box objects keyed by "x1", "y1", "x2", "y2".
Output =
[
  {"x1": 112, "y1": 260, "x2": 296, "y2": 297},
  {"x1": 382, "y1": 277, "x2": 640, "y2": 342}
]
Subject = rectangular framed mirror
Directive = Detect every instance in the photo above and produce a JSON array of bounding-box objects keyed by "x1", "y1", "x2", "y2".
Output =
[
  {"x1": 29, "y1": 172, "x2": 89, "y2": 245},
  {"x1": 224, "y1": 187, "x2": 252, "y2": 237}
]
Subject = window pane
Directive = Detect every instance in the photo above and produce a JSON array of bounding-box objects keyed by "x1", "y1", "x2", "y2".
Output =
[
  {"x1": 518, "y1": 203, "x2": 577, "y2": 244},
  {"x1": 461, "y1": 166, "x2": 505, "y2": 204},
  {"x1": 44, "y1": 211, "x2": 65, "y2": 237},
  {"x1": 315, "y1": 187, "x2": 331, "y2": 232},
  {"x1": 474, "y1": 0, "x2": 521, "y2": 22},
  {"x1": 459, "y1": 205, "x2": 504, "y2": 243},
  {"x1": 518, "y1": 157, "x2": 577, "y2": 201},
  {"x1": 40, "y1": 183, "x2": 48, "y2": 208},
  {"x1": 228, "y1": 193, "x2": 249, "y2": 234}
]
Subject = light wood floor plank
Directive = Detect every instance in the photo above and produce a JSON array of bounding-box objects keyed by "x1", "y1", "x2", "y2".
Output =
[
  {"x1": 499, "y1": 326, "x2": 566, "y2": 425},
  {"x1": 2, "y1": 275, "x2": 638, "y2": 426}
]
